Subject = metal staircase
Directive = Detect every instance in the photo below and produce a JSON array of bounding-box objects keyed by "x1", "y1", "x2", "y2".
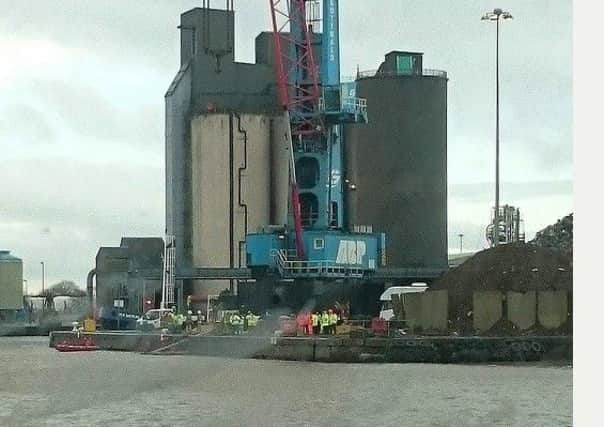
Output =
[{"x1": 161, "y1": 235, "x2": 176, "y2": 309}]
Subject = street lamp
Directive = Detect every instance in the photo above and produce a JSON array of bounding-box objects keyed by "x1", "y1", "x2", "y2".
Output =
[
  {"x1": 458, "y1": 234, "x2": 464, "y2": 254},
  {"x1": 23, "y1": 279, "x2": 28, "y2": 296},
  {"x1": 482, "y1": 8, "x2": 513, "y2": 247},
  {"x1": 40, "y1": 261, "x2": 45, "y2": 293}
]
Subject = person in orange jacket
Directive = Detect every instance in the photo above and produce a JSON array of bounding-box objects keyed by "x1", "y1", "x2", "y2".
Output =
[
  {"x1": 305, "y1": 311, "x2": 313, "y2": 335},
  {"x1": 296, "y1": 311, "x2": 306, "y2": 335}
]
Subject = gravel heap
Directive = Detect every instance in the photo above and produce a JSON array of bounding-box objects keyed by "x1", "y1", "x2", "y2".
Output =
[{"x1": 432, "y1": 243, "x2": 572, "y2": 335}]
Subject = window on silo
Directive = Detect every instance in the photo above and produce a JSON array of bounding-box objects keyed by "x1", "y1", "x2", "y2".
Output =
[
  {"x1": 296, "y1": 157, "x2": 320, "y2": 189},
  {"x1": 396, "y1": 54, "x2": 413, "y2": 75}
]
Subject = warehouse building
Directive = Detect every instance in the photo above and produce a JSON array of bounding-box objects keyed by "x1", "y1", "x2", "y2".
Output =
[{"x1": 93, "y1": 238, "x2": 163, "y2": 316}]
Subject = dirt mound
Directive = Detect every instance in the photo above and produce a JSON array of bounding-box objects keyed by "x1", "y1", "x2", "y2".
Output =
[
  {"x1": 530, "y1": 213, "x2": 573, "y2": 255},
  {"x1": 432, "y1": 243, "x2": 572, "y2": 335},
  {"x1": 434, "y1": 243, "x2": 571, "y2": 294}
]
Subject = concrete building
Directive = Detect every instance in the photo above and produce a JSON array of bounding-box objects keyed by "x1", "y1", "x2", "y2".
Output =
[
  {"x1": 0, "y1": 250, "x2": 23, "y2": 320},
  {"x1": 94, "y1": 238, "x2": 163, "y2": 316},
  {"x1": 165, "y1": 7, "x2": 290, "y2": 302}
]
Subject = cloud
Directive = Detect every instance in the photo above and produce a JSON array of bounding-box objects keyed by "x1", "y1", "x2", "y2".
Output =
[
  {"x1": 0, "y1": 104, "x2": 55, "y2": 146},
  {"x1": 0, "y1": 157, "x2": 164, "y2": 292},
  {"x1": 0, "y1": 38, "x2": 71, "y2": 86},
  {"x1": 450, "y1": 180, "x2": 573, "y2": 203}
]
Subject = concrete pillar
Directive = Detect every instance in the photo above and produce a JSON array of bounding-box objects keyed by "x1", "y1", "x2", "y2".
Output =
[
  {"x1": 538, "y1": 290, "x2": 569, "y2": 329},
  {"x1": 507, "y1": 291, "x2": 536, "y2": 330},
  {"x1": 473, "y1": 290, "x2": 503, "y2": 332}
]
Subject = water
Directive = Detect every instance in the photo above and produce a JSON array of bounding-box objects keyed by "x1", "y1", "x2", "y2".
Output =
[{"x1": 0, "y1": 337, "x2": 572, "y2": 426}]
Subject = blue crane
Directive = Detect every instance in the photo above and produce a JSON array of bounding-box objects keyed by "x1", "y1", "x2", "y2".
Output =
[{"x1": 246, "y1": 0, "x2": 384, "y2": 280}]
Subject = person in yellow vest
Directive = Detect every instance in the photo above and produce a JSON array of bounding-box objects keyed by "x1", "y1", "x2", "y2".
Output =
[
  {"x1": 230, "y1": 313, "x2": 243, "y2": 335},
  {"x1": 246, "y1": 311, "x2": 258, "y2": 329},
  {"x1": 311, "y1": 312, "x2": 320, "y2": 335},
  {"x1": 328, "y1": 309, "x2": 338, "y2": 335},
  {"x1": 320, "y1": 310, "x2": 330, "y2": 335}
]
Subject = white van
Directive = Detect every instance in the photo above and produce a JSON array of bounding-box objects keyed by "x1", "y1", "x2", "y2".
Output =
[
  {"x1": 136, "y1": 308, "x2": 173, "y2": 330},
  {"x1": 379, "y1": 283, "x2": 428, "y2": 321}
]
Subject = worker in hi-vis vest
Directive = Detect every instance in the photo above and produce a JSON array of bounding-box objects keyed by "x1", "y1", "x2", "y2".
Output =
[
  {"x1": 320, "y1": 310, "x2": 330, "y2": 335},
  {"x1": 311, "y1": 312, "x2": 319, "y2": 335},
  {"x1": 328, "y1": 309, "x2": 338, "y2": 335},
  {"x1": 230, "y1": 313, "x2": 243, "y2": 335}
]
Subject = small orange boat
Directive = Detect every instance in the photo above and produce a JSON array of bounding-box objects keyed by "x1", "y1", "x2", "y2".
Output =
[{"x1": 55, "y1": 336, "x2": 98, "y2": 352}]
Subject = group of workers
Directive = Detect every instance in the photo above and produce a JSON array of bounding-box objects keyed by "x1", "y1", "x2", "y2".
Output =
[
  {"x1": 165, "y1": 308, "x2": 205, "y2": 333},
  {"x1": 229, "y1": 311, "x2": 259, "y2": 335},
  {"x1": 168, "y1": 310, "x2": 187, "y2": 332},
  {"x1": 297, "y1": 309, "x2": 340, "y2": 335}
]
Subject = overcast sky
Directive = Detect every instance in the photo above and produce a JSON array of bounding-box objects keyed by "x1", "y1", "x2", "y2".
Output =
[{"x1": 0, "y1": 0, "x2": 572, "y2": 292}]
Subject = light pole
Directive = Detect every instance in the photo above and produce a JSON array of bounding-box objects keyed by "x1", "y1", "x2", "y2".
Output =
[
  {"x1": 458, "y1": 234, "x2": 464, "y2": 254},
  {"x1": 23, "y1": 279, "x2": 28, "y2": 296},
  {"x1": 482, "y1": 8, "x2": 512, "y2": 247},
  {"x1": 40, "y1": 261, "x2": 45, "y2": 294}
]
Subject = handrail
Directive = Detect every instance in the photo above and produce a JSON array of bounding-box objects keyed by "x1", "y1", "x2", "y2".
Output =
[
  {"x1": 272, "y1": 249, "x2": 364, "y2": 277},
  {"x1": 319, "y1": 96, "x2": 367, "y2": 115},
  {"x1": 356, "y1": 68, "x2": 447, "y2": 79}
]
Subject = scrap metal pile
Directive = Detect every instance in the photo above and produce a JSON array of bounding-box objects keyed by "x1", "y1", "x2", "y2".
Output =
[{"x1": 529, "y1": 213, "x2": 573, "y2": 256}]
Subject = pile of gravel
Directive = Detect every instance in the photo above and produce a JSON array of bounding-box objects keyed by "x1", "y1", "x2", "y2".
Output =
[{"x1": 432, "y1": 243, "x2": 572, "y2": 335}]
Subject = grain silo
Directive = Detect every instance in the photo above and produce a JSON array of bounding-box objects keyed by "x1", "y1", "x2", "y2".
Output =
[
  {"x1": 165, "y1": 6, "x2": 289, "y2": 302},
  {"x1": 345, "y1": 52, "x2": 448, "y2": 275},
  {"x1": 0, "y1": 250, "x2": 23, "y2": 316}
]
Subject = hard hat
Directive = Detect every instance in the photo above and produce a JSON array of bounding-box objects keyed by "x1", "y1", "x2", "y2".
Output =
[{"x1": 187, "y1": 310, "x2": 192, "y2": 315}]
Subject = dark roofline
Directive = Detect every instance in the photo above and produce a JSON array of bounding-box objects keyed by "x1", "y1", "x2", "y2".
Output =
[
  {"x1": 385, "y1": 50, "x2": 424, "y2": 57},
  {"x1": 181, "y1": 7, "x2": 234, "y2": 17}
]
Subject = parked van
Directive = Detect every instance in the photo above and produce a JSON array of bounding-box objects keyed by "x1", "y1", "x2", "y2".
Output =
[
  {"x1": 136, "y1": 308, "x2": 173, "y2": 331},
  {"x1": 379, "y1": 283, "x2": 428, "y2": 321}
]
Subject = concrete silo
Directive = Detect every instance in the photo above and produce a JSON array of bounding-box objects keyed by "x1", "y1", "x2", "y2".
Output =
[
  {"x1": 165, "y1": 6, "x2": 290, "y2": 303},
  {"x1": 345, "y1": 52, "x2": 448, "y2": 275},
  {"x1": 0, "y1": 250, "x2": 23, "y2": 316}
]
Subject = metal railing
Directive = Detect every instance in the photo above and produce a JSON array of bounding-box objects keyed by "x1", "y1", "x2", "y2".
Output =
[
  {"x1": 344, "y1": 319, "x2": 417, "y2": 336},
  {"x1": 272, "y1": 249, "x2": 364, "y2": 278},
  {"x1": 318, "y1": 96, "x2": 368, "y2": 117},
  {"x1": 341, "y1": 96, "x2": 367, "y2": 115},
  {"x1": 356, "y1": 68, "x2": 447, "y2": 79}
]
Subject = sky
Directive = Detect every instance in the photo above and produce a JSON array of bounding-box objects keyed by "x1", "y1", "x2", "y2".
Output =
[{"x1": 0, "y1": 0, "x2": 572, "y2": 293}]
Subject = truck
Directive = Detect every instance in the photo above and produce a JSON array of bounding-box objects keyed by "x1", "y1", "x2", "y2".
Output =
[{"x1": 379, "y1": 283, "x2": 428, "y2": 321}]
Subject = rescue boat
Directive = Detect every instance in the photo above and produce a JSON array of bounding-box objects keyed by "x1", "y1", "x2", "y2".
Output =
[{"x1": 55, "y1": 337, "x2": 98, "y2": 352}]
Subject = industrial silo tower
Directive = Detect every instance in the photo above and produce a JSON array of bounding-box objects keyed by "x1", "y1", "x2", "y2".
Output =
[
  {"x1": 0, "y1": 250, "x2": 23, "y2": 319},
  {"x1": 345, "y1": 51, "x2": 448, "y2": 277}
]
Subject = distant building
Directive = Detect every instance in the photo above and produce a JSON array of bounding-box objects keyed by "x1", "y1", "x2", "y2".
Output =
[
  {"x1": 0, "y1": 250, "x2": 23, "y2": 320},
  {"x1": 95, "y1": 238, "x2": 163, "y2": 316}
]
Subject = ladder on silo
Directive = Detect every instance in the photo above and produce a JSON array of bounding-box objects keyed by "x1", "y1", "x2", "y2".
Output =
[{"x1": 161, "y1": 235, "x2": 176, "y2": 309}]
